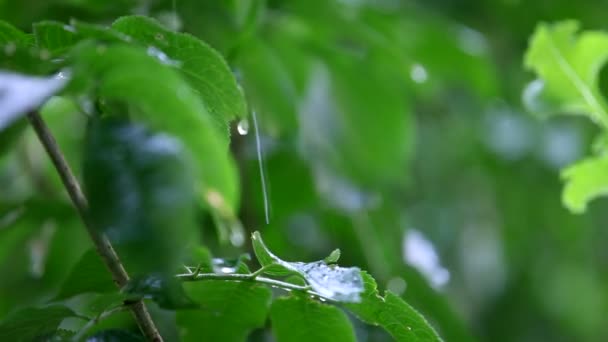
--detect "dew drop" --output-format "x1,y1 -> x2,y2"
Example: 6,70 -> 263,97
410,63 -> 428,84
229,228 -> 245,247
237,119 -> 249,135
63,25 -> 76,33
155,33 -> 165,41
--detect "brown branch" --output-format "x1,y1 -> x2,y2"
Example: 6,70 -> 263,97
26,111 -> 163,342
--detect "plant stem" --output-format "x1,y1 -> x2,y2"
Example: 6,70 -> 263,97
72,305 -> 127,341
177,271 -> 316,293
26,111 -> 163,342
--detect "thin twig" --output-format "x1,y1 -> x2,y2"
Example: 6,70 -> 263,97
26,111 -> 163,342
175,271 -> 334,299
72,305 -> 127,341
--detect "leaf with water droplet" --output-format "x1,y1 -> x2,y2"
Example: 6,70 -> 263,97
71,42 -> 240,213
237,118 -> 249,135
251,231 -> 364,302
111,15 -> 248,141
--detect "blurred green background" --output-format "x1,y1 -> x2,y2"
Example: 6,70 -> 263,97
1,0 -> 607,341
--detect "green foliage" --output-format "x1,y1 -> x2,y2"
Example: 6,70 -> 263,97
177,281 -> 272,342
561,155 -> 608,213
346,272 -> 442,342
123,274 -> 197,309
33,21 -> 76,56
0,305 -> 78,341
111,16 -> 248,137
83,118 -> 197,275
55,249 -> 115,299
71,42 -> 240,213
252,231 -> 364,302
6,1 -> 608,342
85,329 -> 144,341
524,21 -> 608,128
270,296 -> 356,342
524,21 -> 608,213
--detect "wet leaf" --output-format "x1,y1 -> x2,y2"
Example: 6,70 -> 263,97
345,272 -> 442,342
0,305 -> 78,341
270,296 -> 356,342
112,15 -> 248,139
177,281 -> 272,342
252,231 -> 364,302
71,42 -> 240,213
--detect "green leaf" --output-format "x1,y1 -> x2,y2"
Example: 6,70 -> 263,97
177,281 -> 272,342
83,118 -> 198,275
33,21 -> 76,56
270,296 -> 356,342
123,274 -> 198,309
345,272 -> 442,342
561,155 -> 608,213
524,21 -> 608,128
111,15 -> 248,138
323,249 -> 341,264
85,329 -> 144,341
0,20 -> 31,45
55,249 -> 116,299
0,305 -> 78,341
0,72 -> 68,131
37,328 -> 75,341
69,20 -> 130,43
251,231 -> 363,302
71,42 -> 240,215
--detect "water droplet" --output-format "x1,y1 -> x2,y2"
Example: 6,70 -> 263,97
55,70 -> 71,80
229,228 -> 245,247
63,25 -> 76,33
220,267 -> 236,273
146,46 -> 181,67
407,326 -> 412,331
155,33 -> 165,41
237,119 -> 249,135
410,63 -> 428,84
